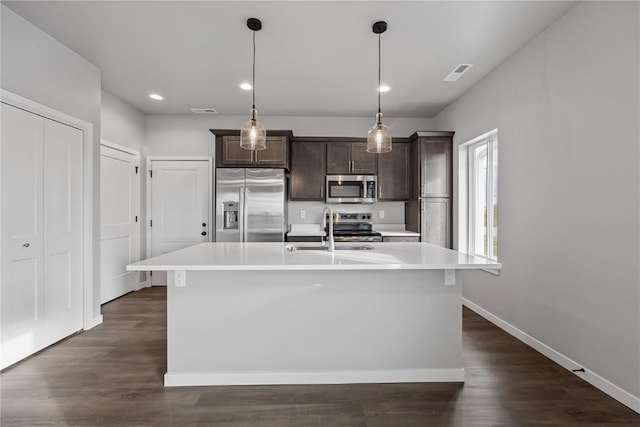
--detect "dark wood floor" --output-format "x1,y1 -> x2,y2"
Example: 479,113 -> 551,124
1,287 -> 639,426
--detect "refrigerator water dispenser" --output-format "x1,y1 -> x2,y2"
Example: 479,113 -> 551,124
223,202 -> 238,229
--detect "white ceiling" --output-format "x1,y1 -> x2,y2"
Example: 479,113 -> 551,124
4,1 -> 577,118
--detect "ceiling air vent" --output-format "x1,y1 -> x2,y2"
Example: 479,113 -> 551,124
191,108 -> 218,114
443,64 -> 473,82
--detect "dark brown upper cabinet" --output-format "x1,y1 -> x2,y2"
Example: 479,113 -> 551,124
211,130 -> 293,169
417,135 -> 452,198
376,142 -> 411,201
327,142 -> 377,175
289,142 -> 327,201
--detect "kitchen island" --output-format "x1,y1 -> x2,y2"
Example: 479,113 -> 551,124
127,242 -> 501,387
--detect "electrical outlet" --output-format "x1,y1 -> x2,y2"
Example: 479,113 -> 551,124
300,210 -> 306,219
444,269 -> 456,286
379,210 -> 385,219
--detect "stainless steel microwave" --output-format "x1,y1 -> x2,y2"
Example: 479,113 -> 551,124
325,175 -> 377,203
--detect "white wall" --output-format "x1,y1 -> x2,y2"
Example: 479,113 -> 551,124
101,90 -> 145,152
435,1 -> 640,405
1,5 -> 103,324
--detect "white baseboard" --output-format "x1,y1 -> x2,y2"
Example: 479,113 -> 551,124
463,298 -> 640,414
164,368 -> 465,387
84,314 -> 103,330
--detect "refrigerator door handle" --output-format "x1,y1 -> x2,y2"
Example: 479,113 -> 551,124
242,187 -> 249,242
239,187 -> 245,242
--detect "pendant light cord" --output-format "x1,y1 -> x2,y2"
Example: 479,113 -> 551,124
252,30 -> 256,110
377,33 -> 381,115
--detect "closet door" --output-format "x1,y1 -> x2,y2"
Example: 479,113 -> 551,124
0,103 -> 83,369
1,103 -> 45,367
43,119 -> 83,342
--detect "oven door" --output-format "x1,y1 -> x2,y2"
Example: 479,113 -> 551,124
325,175 -> 376,203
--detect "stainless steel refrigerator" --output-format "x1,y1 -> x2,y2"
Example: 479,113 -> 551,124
215,168 -> 286,242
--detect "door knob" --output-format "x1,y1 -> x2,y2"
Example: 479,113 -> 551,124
202,222 -> 206,227
201,231 -> 207,236
23,242 -> 30,248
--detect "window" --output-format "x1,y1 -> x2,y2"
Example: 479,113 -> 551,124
459,129 -> 498,261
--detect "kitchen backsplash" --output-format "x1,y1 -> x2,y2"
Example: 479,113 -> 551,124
288,201 -> 405,226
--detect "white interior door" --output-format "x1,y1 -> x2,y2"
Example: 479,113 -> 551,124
100,144 -> 140,303
1,103 -> 45,367
42,119 -> 83,343
1,103 -> 83,368
149,160 -> 210,285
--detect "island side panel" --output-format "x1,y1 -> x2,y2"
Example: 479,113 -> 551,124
166,269 -> 463,386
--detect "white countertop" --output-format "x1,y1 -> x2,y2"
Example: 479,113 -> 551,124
127,242 -> 501,271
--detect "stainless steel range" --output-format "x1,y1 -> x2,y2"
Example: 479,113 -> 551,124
323,212 -> 382,242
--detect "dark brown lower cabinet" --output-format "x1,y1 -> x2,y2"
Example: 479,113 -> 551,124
406,197 -> 451,248
421,198 -> 451,248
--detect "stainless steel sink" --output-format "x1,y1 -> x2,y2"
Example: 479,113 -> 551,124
285,244 -> 374,252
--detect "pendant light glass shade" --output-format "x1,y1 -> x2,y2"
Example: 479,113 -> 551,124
367,113 -> 392,153
240,109 -> 266,150
241,18 -> 266,151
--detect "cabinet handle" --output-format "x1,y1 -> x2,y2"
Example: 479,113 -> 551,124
23,242 -> 30,248
378,185 -> 382,199
201,231 -> 207,236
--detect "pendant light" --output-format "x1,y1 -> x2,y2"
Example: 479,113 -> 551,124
367,21 -> 392,154
240,18 -> 266,150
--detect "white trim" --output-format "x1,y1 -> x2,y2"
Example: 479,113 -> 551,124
1,89 -> 100,331
100,139 -> 140,157
145,156 -> 213,282
164,368 -> 465,387
463,298 -> 640,414
84,314 -> 103,330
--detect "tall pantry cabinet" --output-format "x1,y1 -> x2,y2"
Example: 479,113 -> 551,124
405,131 -> 454,248
1,102 -> 84,369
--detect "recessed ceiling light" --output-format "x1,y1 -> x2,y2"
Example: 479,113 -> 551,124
239,83 -> 252,91
149,93 -> 164,100
378,85 -> 391,93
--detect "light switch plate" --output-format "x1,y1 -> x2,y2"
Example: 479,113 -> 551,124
300,210 -> 306,219
379,210 -> 385,219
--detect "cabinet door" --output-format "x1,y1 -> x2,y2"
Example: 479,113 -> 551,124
220,136 -> 254,166
421,198 -> 451,248
255,136 -> 289,167
351,143 -> 377,175
290,142 -> 326,201
326,143 -> 351,174
377,143 -> 410,200
420,137 -> 452,197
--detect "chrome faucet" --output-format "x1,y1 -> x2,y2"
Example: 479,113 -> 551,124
322,205 -> 335,252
